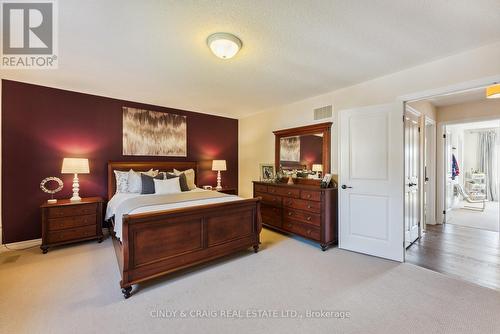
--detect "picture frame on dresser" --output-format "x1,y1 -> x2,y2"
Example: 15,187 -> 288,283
259,163 -> 275,182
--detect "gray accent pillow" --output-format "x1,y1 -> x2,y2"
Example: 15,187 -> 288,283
166,172 -> 189,192
141,173 -> 165,194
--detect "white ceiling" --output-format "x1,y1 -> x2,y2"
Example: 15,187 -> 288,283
3,0 -> 500,118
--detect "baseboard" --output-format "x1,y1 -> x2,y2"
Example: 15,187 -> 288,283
0,238 -> 42,253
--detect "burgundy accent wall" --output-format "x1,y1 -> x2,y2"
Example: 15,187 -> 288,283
2,80 -> 238,243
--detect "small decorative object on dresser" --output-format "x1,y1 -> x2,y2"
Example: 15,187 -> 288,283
259,163 -> 275,182
40,177 -> 64,204
312,164 -> 323,178
61,158 -> 90,202
212,160 -> 227,191
40,197 -> 104,253
253,181 -> 338,251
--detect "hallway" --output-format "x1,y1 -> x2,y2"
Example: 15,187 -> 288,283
406,224 -> 500,291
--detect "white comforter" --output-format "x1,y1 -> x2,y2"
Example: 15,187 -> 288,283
105,188 -> 241,240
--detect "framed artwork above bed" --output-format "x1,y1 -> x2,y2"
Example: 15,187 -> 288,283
122,107 -> 187,157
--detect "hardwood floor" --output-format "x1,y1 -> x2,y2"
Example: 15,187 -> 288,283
406,224 -> 500,291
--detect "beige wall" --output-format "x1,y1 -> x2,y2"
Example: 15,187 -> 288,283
408,101 -> 437,121
437,99 -> 500,123
239,42 -> 500,198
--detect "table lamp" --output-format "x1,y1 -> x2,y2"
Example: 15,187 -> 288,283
61,158 -> 89,202
312,164 -> 323,178
212,160 -> 227,191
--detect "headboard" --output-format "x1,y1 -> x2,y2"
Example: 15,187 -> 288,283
107,161 -> 198,200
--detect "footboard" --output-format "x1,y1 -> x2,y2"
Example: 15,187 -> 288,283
117,198 -> 261,298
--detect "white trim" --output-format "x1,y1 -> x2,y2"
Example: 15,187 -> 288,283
0,238 -> 41,253
399,75 -> 500,103
406,105 -> 422,117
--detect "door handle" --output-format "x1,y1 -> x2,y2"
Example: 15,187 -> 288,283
408,182 -> 416,187
341,185 -> 352,189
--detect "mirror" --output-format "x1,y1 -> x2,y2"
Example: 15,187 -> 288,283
274,122 -> 332,180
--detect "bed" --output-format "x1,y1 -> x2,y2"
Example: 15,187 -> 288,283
106,161 -> 262,298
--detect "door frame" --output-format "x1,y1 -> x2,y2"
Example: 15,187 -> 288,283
424,117 -> 436,227
437,115 -> 500,224
404,105 -> 422,246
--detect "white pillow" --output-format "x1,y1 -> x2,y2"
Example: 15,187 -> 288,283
127,169 -> 158,193
173,168 -> 196,190
114,170 -> 130,193
154,178 -> 181,195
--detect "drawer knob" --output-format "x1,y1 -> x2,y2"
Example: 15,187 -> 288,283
307,205 -> 312,209
287,191 -> 291,195
287,224 -> 292,228
288,212 -> 292,216
307,194 -> 311,198
307,216 -> 311,221
307,230 -> 311,235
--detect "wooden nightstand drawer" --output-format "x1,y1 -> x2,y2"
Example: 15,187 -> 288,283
47,225 -> 97,244
48,214 -> 96,231
47,203 -> 97,218
41,197 -> 104,253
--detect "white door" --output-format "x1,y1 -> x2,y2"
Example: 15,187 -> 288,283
404,111 -> 420,247
339,103 -> 404,262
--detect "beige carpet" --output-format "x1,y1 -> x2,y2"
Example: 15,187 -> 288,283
449,201 -> 500,232
1,229 -> 499,334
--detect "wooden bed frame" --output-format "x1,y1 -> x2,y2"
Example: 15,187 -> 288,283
107,161 -> 261,298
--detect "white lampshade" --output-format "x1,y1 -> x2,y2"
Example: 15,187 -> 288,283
207,33 -> 242,59
212,160 -> 227,171
61,158 -> 90,174
312,164 -> 323,172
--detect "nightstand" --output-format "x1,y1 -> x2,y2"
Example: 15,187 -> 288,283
40,197 -> 104,253
214,187 -> 237,195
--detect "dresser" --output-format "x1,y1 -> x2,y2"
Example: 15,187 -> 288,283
253,181 -> 337,250
40,197 -> 104,253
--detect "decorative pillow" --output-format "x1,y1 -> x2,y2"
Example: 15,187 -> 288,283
114,170 -> 130,193
141,173 -> 164,194
173,168 -> 196,190
154,177 -> 181,195
128,169 -> 159,193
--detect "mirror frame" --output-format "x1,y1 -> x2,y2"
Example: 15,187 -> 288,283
273,122 -> 332,176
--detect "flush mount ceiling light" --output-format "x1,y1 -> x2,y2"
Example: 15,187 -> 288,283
486,84 -> 500,99
207,32 -> 242,59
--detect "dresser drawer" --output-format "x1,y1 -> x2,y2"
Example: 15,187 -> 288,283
300,190 -> 321,202
275,187 -> 300,198
261,205 -> 282,227
48,214 -> 96,231
47,203 -> 98,218
283,198 -> 321,213
254,184 -> 268,193
283,219 -> 320,241
47,225 -> 97,244
255,192 -> 282,207
267,186 -> 279,195
283,209 -> 320,227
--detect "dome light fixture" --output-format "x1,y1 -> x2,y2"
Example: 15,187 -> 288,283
207,32 -> 242,60
486,84 -> 500,99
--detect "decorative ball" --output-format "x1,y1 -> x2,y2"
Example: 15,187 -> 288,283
40,177 -> 64,194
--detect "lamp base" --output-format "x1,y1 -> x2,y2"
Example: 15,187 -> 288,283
70,196 -> 82,202
215,186 -> 222,191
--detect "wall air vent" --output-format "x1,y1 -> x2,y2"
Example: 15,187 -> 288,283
314,105 -> 332,120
